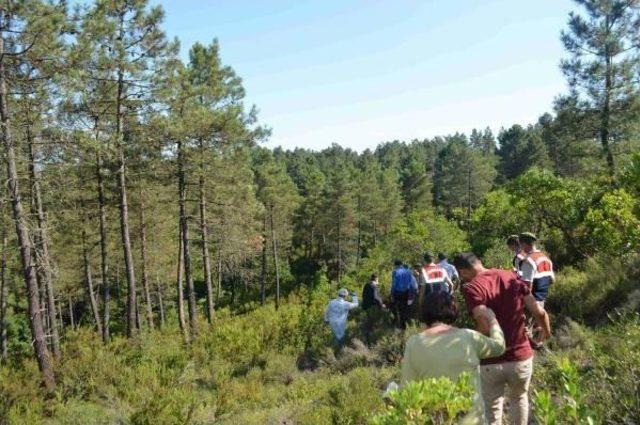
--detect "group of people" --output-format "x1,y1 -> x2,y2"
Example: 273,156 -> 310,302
324,232 -> 555,425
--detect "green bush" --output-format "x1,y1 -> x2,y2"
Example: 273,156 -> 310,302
371,373 -> 474,425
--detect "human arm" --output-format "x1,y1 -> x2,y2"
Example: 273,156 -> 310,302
346,293 -> 359,310
463,283 -> 492,336
520,260 -> 535,283
469,309 -> 505,359
524,294 -> 551,341
470,305 -> 493,336
444,275 -> 453,293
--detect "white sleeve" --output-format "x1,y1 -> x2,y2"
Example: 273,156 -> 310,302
520,260 -> 535,282
346,296 -> 359,310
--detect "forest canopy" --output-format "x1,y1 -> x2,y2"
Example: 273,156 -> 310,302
0,0 -> 640,423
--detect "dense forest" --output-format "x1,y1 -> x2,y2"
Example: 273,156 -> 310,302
1,0 -> 640,423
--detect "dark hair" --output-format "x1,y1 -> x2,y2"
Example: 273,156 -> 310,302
394,259 -> 403,267
437,252 -> 447,261
452,252 -> 480,271
423,252 -> 433,263
506,235 -> 519,246
421,291 -> 458,325
370,273 -> 378,281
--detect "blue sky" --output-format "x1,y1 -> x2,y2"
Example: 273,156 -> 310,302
154,0 -> 575,151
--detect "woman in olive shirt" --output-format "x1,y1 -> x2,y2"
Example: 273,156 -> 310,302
401,291 -> 505,425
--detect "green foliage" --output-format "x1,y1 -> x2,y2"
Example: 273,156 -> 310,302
546,255 -> 639,323
534,358 -> 595,424
371,373 -> 474,425
497,124 -> 550,181
352,210 -> 468,291
584,189 -> 640,256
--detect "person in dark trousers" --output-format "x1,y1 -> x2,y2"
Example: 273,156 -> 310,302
390,260 -> 417,329
362,273 -> 385,344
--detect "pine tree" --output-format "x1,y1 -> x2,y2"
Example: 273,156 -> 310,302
77,0 -> 175,337
0,0 -> 64,389
253,149 -> 300,307
497,124 -> 550,180
561,0 -> 640,175
433,134 -> 497,223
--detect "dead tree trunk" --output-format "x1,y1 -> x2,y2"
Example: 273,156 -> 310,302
82,227 -> 102,336
270,206 -> 280,310
26,126 -> 60,360
138,200 -> 154,329
0,24 -> 55,388
176,227 -> 188,342
177,139 -> 198,336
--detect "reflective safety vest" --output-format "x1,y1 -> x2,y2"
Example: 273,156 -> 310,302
421,263 -> 447,286
523,250 -> 555,281
512,250 -> 526,271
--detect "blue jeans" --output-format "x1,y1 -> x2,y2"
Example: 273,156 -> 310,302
532,277 -> 551,301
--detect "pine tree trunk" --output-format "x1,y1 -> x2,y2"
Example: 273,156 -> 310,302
270,206 -> 280,310
198,155 -> 214,324
95,147 -> 110,343
177,139 -> 198,336
260,214 -> 267,305
602,40 -> 615,176
216,245 -> 222,301
26,127 -> 60,360
115,12 -> 137,338
135,295 -> 141,331
0,217 -> 8,361
116,120 -> 137,337
138,201 -> 154,329
176,227 -> 188,342
82,227 -> 102,336
0,25 -> 55,389
156,276 -> 165,328
68,297 -> 74,330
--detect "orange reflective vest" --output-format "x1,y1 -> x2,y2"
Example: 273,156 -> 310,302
522,250 -> 555,281
421,263 -> 447,285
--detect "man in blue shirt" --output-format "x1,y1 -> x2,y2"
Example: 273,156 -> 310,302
390,260 -> 417,329
438,253 -> 459,289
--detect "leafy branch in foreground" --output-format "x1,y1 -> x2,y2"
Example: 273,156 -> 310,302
371,373 -> 474,425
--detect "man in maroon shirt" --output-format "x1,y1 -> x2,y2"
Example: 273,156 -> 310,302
453,252 -> 551,425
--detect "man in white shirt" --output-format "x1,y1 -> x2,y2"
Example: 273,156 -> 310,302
324,288 -> 358,353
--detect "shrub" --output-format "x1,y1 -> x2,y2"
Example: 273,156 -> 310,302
371,373 -> 474,425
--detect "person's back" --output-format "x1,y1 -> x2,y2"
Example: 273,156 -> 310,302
392,266 -> 414,293
324,289 -> 359,351
463,268 -> 531,364
362,278 -> 383,310
455,252 -> 551,425
403,328 -> 501,379
402,291 -> 505,425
